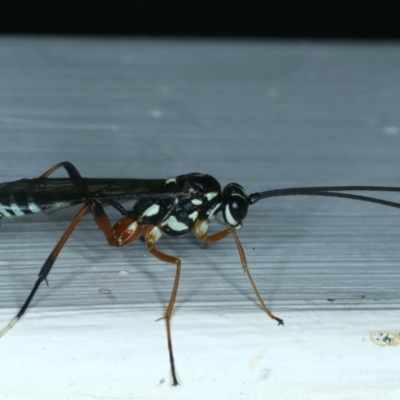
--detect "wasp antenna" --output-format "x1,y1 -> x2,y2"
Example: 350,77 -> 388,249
248,186 -> 400,210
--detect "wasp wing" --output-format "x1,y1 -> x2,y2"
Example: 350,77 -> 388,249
0,177 -> 182,217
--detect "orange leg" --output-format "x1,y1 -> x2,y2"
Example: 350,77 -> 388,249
144,225 -> 181,386
0,200 -> 144,340
193,219 -> 284,326
38,161 -> 82,180
89,201 -> 141,247
0,201 -> 94,338
26,161 -> 83,194
34,164 -> 142,248
34,163 -> 141,247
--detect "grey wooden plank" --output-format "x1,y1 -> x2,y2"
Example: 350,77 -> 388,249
0,37 -> 399,310
0,37 -> 400,398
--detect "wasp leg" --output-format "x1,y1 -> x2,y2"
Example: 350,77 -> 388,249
144,225 -> 181,386
89,200 -> 141,247
27,161 -> 84,193
0,201 -> 94,339
38,161 -> 83,180
92,208 -> 179,383
105,200 -> 129,216
193,219 -> 284,326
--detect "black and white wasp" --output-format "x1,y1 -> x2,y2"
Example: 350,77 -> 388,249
1,161 -> 400,385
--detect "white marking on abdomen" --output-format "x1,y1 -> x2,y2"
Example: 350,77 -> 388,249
27,198 -> 41,213
10,195 -> 24,216
0,203 -> 12,217
161,215 -> 188,231
55,202 -> 71,208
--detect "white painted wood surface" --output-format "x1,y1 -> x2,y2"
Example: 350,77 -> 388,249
0,38 -> 400,399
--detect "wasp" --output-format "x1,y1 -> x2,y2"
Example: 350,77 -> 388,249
1,161 -> 400,385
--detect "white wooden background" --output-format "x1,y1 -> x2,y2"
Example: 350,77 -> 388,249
0,38 -> 400,399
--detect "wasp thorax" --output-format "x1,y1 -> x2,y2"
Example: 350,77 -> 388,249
222,183 -> 248,229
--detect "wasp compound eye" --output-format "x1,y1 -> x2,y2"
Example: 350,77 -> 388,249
222,183 -> 249,228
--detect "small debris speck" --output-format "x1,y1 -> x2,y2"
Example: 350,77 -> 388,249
383,126 -> 399,135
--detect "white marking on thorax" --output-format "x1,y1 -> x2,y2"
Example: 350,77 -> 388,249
10,195 -> 24,216
161,215 -> 188,231
165,177 -> 177,184
191,198 -> 202,205
0,203 -> 11,217
142,203 -> 160,217
205,191 -> 218,201
188,211 -> 198,221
